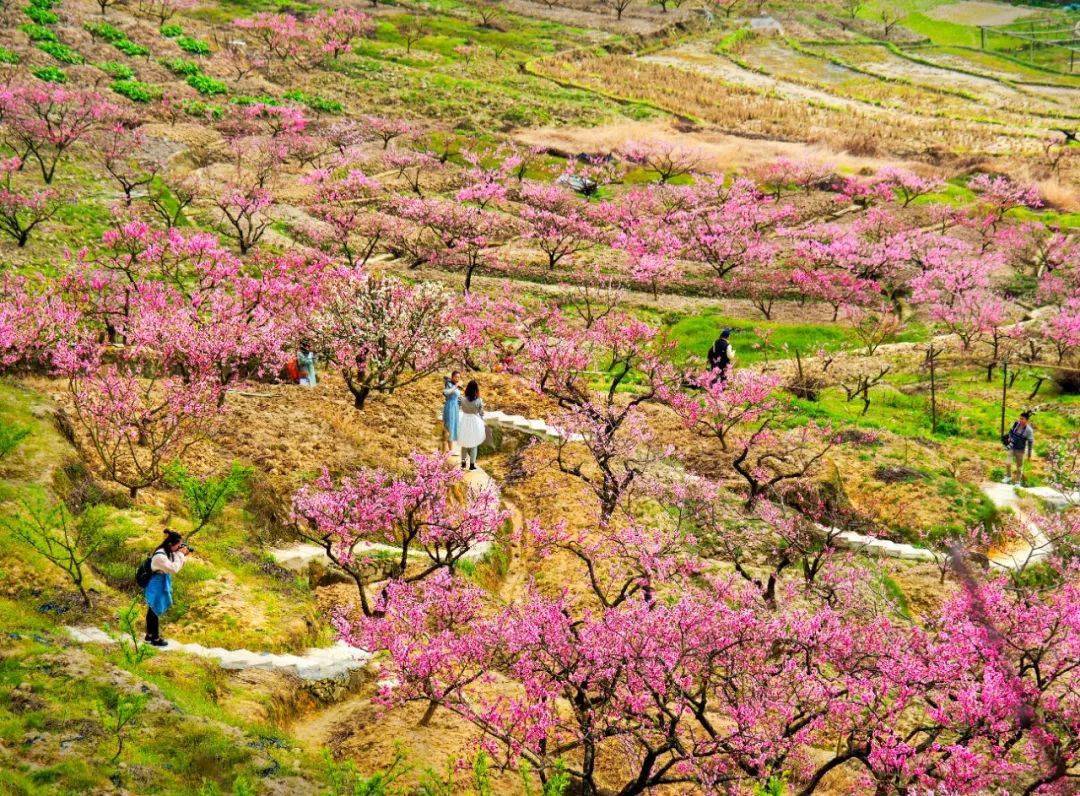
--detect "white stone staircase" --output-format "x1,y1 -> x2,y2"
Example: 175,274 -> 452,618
65,626 -> 372,681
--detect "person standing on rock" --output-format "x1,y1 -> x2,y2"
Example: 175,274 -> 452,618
457,380 -> 486,471
143,530 -> 189,648
1003,411 -> 1035,486
441,370 -> 462,454
707,328 -> 735,382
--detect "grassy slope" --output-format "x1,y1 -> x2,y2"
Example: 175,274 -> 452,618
0,379 -> 337,794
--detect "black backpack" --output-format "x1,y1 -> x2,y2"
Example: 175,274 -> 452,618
135,554 -> 156,588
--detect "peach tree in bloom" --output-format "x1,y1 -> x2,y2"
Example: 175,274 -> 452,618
340,509 -> 1080,794
292,452 -> 506,617
521,288 -> 681,523
309,272 -> 461,409
0,85 -> 119,184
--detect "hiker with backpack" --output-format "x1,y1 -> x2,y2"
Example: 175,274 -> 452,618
707,329 -> 735,382
137,530 -> 190,647
1002,411 -> 1035,486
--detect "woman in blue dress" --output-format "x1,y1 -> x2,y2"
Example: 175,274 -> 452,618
441,371 -> 461,453
144,530 -> 189,647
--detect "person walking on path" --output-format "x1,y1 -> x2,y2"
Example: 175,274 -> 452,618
457,380 -> 486,471
441,371 -> 461,454
707,329 -> 735,382
297,342 -> 317,387
1003,411 -> 1035,486
144,530 -> 189,647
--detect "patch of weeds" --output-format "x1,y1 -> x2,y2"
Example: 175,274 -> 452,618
113,38 -> 150,57
111,79 -> 160,103
0,419 -> 31,460
230,94 -> 280,106
282,90 -> 341,113
187,73 -> 227,96
160,56 -> 202,76
85,22 -> 151,56
23,4 -> 58,25
97,60 -> 135,79
32,65 -> 67,83
181,98 -> 224,119
84,20 -> 126,42
175,35 -> 211,55
0,47 -> 19,64
159,22 -> 183,38
873,464 -> 922,484
21,22 -> 59,42
37,41 -> 84,64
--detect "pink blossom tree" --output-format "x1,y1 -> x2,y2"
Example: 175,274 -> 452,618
96,124 -> 159,207
0,86 -> 118,184
232,12 -> 311,67
0,157 -> 58,247
620,139 -> 702,184
969,173 -> 1042,229
341,529 -> 1080,794
292,451 -> 505,616
522,295 -> 680,522
670,369 -> 783,451
363,115 -> 417,149
669,177 -> 789,287
752,157 -> 833,199
873,166 -> 943,207
62,353 -> 221,499
382,148 -> 442,197
309,273 -> 460,409
140,0 -> 196,25
391,196 -> 517,292
310,7 -> 374,62
515,180 -> 599,270
911,254 -> 1007,350
300,167 -> 386,267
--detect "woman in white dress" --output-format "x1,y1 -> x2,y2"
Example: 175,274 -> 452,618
457,380 -> 486,471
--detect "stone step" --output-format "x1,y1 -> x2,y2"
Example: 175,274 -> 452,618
64,626 -> 372,681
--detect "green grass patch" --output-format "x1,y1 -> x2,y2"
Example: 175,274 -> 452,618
181,98 -> 224,119
230,94 -> 280,106
160,22 -> 183,38
175,35 -> 211,55
85,21 -> 151,56
37,40 -> 84,64
23,4 -> 58,24
186,73 -> 228,96
160,55 -> 202,76
31,64 -> 66,83
665,311 -> 926,365
97,60 -> 135,79
282,89 -> 342,114
113,38 -> 150,57
21,22 -> 58,42
110,78 -> 161,103
0,47 -> 21,65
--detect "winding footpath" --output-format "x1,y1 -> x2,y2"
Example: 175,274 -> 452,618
64,411 -> 550,682
65,626 -> 371,681
65,412 -> 1075,680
